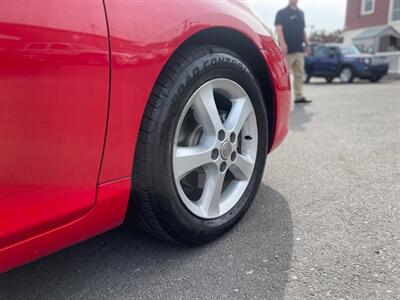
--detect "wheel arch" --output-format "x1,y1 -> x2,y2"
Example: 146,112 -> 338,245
178,27 -> 276,151
341,64 -> 355,72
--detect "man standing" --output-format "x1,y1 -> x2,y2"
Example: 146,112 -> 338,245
275,0 -> 312,104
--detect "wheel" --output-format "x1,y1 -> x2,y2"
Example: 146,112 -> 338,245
339,67 -> 354,83
325,76 -> 334,83
130,45 -> 268,245
369,76 -> 382,83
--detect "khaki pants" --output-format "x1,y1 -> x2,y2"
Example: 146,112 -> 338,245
286,53 -> 304,100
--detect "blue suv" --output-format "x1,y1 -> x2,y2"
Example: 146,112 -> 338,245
305,44 -> 389,83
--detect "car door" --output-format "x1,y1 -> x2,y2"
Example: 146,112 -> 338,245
0,1 -> 109,248
312,45 -> 339,76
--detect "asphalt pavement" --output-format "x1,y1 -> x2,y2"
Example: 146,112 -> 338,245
1,78 -> 399,300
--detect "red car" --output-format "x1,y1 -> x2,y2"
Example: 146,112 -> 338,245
0,0 -> 290,273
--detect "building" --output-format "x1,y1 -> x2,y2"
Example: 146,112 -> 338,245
343,0 -> 400,53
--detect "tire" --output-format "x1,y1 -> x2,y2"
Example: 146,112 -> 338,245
325,76 -> 334,83
340,67 -> 354,83
130,45 -> 268,245
369,76 -> 382,83
304,74 -> 311,83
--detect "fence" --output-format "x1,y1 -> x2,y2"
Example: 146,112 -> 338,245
376,51 -> 400,74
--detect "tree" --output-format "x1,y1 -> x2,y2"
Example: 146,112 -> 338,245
309,29 -> 344,44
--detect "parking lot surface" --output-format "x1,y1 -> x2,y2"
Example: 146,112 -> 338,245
0,79 -> 399,299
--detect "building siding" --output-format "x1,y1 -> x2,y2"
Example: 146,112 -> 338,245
345,0 -> 391,31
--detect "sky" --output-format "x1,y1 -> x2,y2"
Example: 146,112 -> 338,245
248,0 -> 347,32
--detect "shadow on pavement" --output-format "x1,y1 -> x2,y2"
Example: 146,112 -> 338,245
0,184 -> 293,299
290,104 -> 314,132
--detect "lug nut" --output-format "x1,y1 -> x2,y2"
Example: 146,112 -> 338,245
218,130 -> 225,141
211,149 -> 219,160
219,162 -> 227,172
230,132 -> 236,143
231,151 -> 237,162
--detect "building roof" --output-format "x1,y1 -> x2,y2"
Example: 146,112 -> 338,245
353,26 -> 400,41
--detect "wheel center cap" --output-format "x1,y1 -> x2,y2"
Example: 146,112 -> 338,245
220,141 -> 232,160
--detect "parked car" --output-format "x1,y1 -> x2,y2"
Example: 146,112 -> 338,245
305,44 -> 389,83
0,0 -> 290,273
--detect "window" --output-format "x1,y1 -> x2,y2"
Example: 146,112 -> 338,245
313,46 -> 333,58
340,45 -> 361,56
361,0 -> 375,15
392,0 -> 400,21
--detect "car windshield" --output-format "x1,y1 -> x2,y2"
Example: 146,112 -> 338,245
340,45 -> 361,56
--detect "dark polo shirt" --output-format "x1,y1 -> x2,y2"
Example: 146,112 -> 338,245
275,6 -> 306,54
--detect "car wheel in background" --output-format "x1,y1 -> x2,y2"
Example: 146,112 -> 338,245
129,45 -> 268,245
340,67 -> 354,83
369,76 -> 382,83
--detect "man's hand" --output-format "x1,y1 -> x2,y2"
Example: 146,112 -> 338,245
304,46 -> 310,55
275,25 -> 288,55
280,43 -> 288,55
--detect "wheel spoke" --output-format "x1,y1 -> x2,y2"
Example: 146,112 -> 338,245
174,146 -> 212,179
230,154 -> 254,181
199,167 -> 225,217
224,98 -> 253,134
192,83 -> 222,135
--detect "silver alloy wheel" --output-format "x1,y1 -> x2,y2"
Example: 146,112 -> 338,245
173,78 -> 258,219
340,68 -> 352,82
